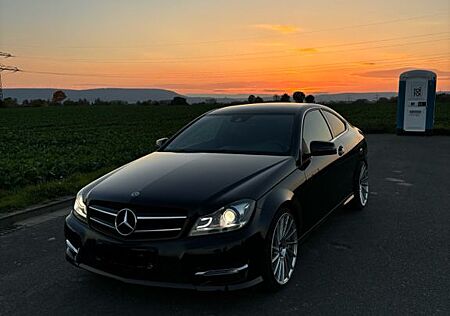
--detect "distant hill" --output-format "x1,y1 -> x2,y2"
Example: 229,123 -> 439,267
3,88 -> 182,103
5,88 -> 448,104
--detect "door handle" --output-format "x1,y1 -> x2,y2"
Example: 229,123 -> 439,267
338,145 -> 345,156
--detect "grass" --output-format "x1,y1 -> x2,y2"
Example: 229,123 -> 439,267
328,102 -> 450,134
0,102 -> 448,213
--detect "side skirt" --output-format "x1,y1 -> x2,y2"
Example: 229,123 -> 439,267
297,193 -> 354,243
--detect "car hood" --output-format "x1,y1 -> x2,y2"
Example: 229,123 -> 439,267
86,152 -> 296,214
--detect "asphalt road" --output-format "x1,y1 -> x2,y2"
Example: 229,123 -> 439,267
1,134 -> 449,316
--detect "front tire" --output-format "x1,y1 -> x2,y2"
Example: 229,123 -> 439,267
261,208 -> 299,291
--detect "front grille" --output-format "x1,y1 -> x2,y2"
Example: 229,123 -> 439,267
88,202 -> 187,240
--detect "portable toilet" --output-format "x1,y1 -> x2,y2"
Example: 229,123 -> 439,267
396,70 -> 437,135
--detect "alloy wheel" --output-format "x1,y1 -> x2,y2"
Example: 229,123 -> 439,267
359,163 -> 369,206
271,212 -> 298,285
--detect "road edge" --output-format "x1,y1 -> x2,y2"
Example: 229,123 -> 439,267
0,196 -> 74,228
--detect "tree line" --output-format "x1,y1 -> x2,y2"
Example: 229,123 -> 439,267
1,91 -> 449,108
247,91 -> 315,104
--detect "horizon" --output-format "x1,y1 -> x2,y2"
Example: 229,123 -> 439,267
1,0 -> 449,94
4,87 -> 450,96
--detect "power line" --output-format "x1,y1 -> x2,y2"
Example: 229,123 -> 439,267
6,12 -> 447,49
18,31 -> 449,64
23,70 -> 134,78
20,53 -> 448,80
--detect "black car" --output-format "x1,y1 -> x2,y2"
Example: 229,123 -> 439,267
65,102 -> 368,291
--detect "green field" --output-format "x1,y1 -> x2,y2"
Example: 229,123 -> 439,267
0,102 -> 449,213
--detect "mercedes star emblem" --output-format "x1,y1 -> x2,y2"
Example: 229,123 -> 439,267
115,208 -> 137,236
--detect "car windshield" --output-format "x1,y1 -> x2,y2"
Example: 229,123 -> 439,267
163,113 -> 295,155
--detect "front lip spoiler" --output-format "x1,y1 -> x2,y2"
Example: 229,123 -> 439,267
76,263 -> 263,291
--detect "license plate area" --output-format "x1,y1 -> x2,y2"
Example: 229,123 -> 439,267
92,243 -> 158,271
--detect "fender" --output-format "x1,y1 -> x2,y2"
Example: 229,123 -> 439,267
254,170 -> 306,239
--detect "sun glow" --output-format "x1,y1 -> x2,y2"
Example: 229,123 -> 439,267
1,0 -> 449,95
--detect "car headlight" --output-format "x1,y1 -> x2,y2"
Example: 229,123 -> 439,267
73,191 -> 87,220
190,199 -> 256,236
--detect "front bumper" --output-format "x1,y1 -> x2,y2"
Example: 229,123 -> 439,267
64,212 -> 264,291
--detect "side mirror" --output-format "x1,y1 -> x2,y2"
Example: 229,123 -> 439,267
155,137 -> 169,148
310,141 -> 337,156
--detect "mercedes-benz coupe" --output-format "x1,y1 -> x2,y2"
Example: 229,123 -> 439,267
65,103 -> 368,291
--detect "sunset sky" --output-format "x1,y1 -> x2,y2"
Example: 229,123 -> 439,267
0,0 -> 449,95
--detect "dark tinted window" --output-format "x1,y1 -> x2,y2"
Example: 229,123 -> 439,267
323,111 -> 346,137
302,110 -> 332,149
164,114 -> 295,155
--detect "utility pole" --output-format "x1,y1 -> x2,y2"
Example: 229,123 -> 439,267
0,52 -> 19,101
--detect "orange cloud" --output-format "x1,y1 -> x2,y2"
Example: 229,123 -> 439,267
297,47 -> 318,53
251,24 -> 300,34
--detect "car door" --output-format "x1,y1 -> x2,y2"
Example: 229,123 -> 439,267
299,109 -> 339,227
321,110 -> 358,201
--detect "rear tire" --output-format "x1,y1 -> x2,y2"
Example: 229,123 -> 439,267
261,208 -> 299,291
350,161 -> 369,210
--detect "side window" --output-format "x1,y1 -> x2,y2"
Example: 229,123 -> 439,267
323,111 -> 346,137
302,110 -> 333,151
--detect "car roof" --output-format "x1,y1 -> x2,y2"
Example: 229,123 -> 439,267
208,102 -> 327,115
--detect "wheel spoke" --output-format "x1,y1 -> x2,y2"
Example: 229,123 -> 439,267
274,258 -> 281,275
279,258 -> 285,281
283,258 -> 289,281
277,220 -> 283,243
283,218 -> 293,238
272,253 -> 280,264
276,258 -> 282,281
279,217 -> 285,239
285,226 -> 297,240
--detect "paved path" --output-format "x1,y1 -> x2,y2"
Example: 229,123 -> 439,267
1,135 -> 449,315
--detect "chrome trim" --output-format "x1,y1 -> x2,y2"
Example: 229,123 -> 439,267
115,208 -> 137,236
195,264 -> 249,276
343,194 -> 354,205
90,217 -> 116,229
66,239 -> 79,254
137,216 -> 187,220
134,228 -> 182,233
90,206 -> 117,217
89,206 -> 186,220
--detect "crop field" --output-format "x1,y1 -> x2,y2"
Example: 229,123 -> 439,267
0,102 -> 449,212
